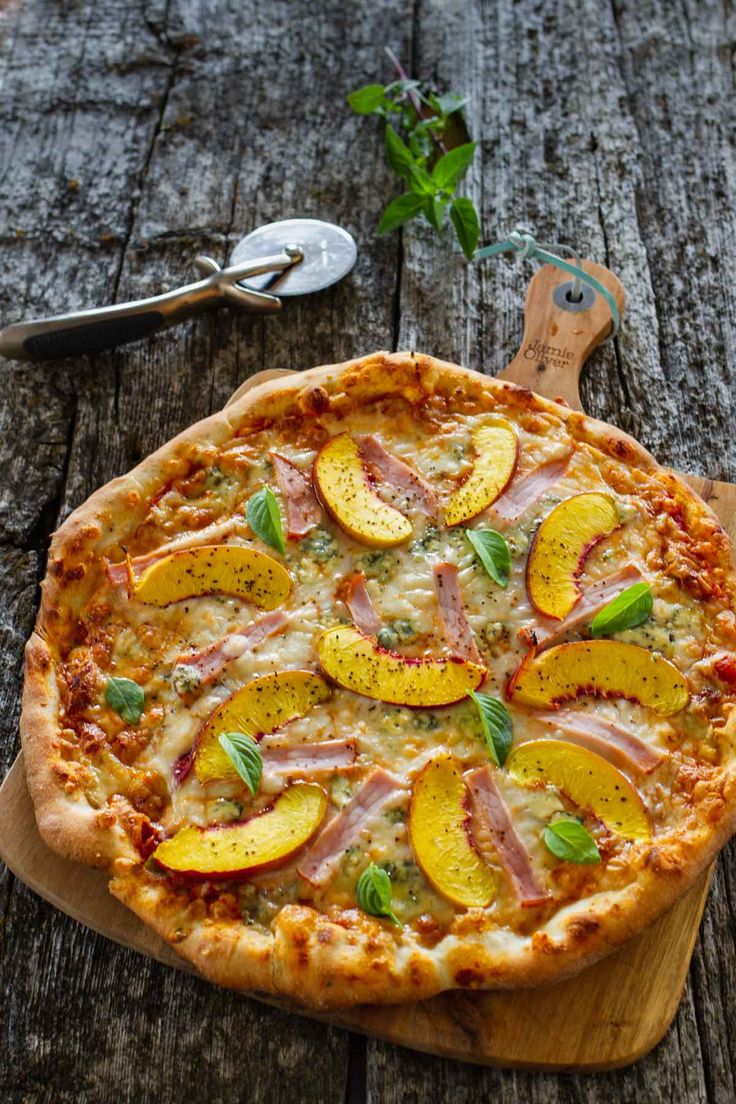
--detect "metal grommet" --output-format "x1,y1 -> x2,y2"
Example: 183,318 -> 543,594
553,280 -> 596,313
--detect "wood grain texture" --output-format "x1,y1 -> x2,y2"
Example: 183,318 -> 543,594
1,0 -> 735,1101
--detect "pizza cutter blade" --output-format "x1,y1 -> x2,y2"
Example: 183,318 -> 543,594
0,218 -> 358,362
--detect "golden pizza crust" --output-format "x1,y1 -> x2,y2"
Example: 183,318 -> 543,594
21,350 -> 736,1008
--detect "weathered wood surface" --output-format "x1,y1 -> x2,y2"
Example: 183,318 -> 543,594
0,0 -> 735,1100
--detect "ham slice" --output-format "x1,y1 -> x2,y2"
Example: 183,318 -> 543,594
492,455 -> 571,523
343,572 -> 380,635
356,435 -> 437,517
106,551 -> 159,588
466,766 -> 550,908
270,451 -> 321,537
534,711 -> 665,774
172,611 -> 287,695
263,738 -> 357,775
433,563 -> 482,664
298,768 -> 403,885
524,565 -> 644,649
105,517 -> 244,587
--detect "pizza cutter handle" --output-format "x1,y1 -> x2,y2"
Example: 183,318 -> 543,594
0,250 -> 298,362
499,259 -> 626,412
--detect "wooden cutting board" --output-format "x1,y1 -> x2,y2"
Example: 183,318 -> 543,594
2,261 -> 733,1070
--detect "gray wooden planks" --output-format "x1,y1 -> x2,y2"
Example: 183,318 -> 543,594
1,0 -> 735,1101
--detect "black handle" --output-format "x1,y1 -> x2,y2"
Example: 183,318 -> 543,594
21,311 -> 165,360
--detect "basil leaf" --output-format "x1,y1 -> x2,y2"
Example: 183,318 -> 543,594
423,194 -> 446,231
378,191 -> 425,234
104,677 -> 144,724
346,83 -> 387,115
590,582 -> 653,638
356,862 -> 400,926
246,487 -> 285,554
384,125 -> 417,182
432,141 -> 477,190
468,690 -> 513,767
218,733 -> 263,795
449,196 -> 479,259
466,528 -> 510,588
543,817 -> 601,864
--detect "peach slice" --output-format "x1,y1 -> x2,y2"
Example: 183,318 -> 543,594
316,624 -> 486,706
153,783 -> 327,879
133,545 -> 291,608
194,671 -> 331,784
408,755 -> 496,907
506,739 -> 650,841
445,420 -> 518,526
313,434 -> 412,547
508,640 -> 689,716
526,492 -> 619,619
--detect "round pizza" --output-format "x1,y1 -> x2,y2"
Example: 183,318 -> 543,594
21,351 -> 736,1009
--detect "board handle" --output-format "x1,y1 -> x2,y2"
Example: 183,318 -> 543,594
498,259 -> 625,411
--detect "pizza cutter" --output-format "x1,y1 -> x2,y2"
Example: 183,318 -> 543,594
0,218 -> 357,361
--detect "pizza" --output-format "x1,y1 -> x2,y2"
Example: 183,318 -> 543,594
21,351 -> 736,1010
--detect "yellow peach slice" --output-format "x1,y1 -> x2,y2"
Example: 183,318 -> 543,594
313,434 -> 412,547
506,739 -> 650,841
409,755 -> 497,907
508,640 -> 689,716
316,624 -> 486,706
526,493 -> 619,618
194,671 -> 331,783
445,420 -> 518,526
153,783 -> 327,879
133,545 -> 291,608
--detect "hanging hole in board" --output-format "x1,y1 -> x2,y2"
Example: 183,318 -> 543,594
553,280 -> 596,313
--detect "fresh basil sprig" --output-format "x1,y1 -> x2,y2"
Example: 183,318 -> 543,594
590,582 -> 653,638
218,732 -> 263,795
468,690 -> 513,767
347,63 -> 479,259
356,863 -> 401,926
246,487 -> 286,554
105,677 -> 144,724
466,528 -> 510,588
543,817 -> 601,864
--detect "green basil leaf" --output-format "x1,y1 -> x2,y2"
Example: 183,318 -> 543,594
543,817 -> 601,864
449,196 -> 479,259
468,690 -> 513,767
356,862 -> 400,926
432,141 -> 477,190
377,192 -> 425,235
246,486 -> 285,553
218,732 -> 263,796
590,582 -> 653,638
466,528 -> 510,588
104,677 -> 144,724
432,91 -> 468,117
384,125 -> 417,181
423,194 -> 446,231
346,84 -> 387,114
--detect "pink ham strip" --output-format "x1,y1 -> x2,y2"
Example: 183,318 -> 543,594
466,766 -> 550,908
534,711 -> 665,774
270,451 -> 322,537
298,768 -> 403,885
263,738 -> 358,775
356,434 -> 438,517
344,572 -> 381,635
105,518 -> 244,586
173,610 -> 287,693
106,551 -> 160,587
492,455 -> 571,523
433,563 -> 483,665
526,565 -> 644,649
